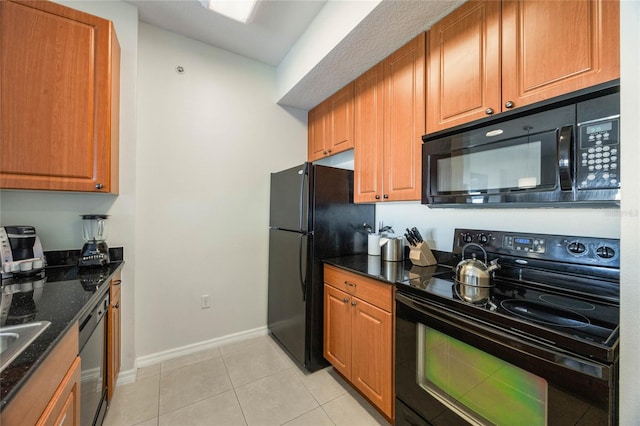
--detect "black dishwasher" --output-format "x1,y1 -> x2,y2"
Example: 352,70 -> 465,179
79,292 -> 109,426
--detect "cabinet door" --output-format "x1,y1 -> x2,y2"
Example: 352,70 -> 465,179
0,0 -> 119,193
323,284 -> 352,378
354,63 -> 385,203
383,33 -> 425,202
501,0 -> 619,109
329,82 -> 354,154
36,357 -> 81,426
308,102 -> 328,162
426,1 -> 501,133
351,297 -> 393,418
108,275 -> 122,401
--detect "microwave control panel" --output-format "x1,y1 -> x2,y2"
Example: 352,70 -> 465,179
576,116 -> 620,190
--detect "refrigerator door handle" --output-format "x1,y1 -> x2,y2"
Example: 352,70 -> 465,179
299,233 -> 307,302
298,163 -> 309,232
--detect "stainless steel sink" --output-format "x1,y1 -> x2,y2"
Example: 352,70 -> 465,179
0,321 -> 51,373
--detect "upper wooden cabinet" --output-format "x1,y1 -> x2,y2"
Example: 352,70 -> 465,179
0,0 -> 120,193
355,33 -> 425,203
307,82 -> 354,162
426,0 -> 620,133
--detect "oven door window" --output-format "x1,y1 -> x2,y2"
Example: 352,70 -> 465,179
417,325 -> 548,425
432,131 -> 558,195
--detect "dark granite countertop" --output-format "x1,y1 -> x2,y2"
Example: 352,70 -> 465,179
323,252 -> 454,284
0,249 -> 124,411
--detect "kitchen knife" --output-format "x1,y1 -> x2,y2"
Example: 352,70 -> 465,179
411,227 -> 424,243
404,231 -> 416,246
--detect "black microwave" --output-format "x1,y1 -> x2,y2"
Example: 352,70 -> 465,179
422,82 -> 620,207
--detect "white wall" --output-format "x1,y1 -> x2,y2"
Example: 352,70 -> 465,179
376,203 -> 620,250
134,23 -> 306,358
619,1 -> 640,423
0,0 -> 139,373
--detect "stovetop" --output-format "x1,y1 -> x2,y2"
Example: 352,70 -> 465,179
396,229 -> 620,363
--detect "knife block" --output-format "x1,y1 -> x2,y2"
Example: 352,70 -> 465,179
409,242 -> 438,267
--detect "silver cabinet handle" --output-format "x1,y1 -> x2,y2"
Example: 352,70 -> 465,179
505,101 -> 515,109
351,301 -> 357,306
343,298 -> 349,303
95,183 -> 103,189
485,108 -> 494,115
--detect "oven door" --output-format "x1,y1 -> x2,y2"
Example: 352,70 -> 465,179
395,292 -> 617,426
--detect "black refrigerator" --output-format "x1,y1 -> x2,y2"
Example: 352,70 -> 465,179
268,163 -> 374,372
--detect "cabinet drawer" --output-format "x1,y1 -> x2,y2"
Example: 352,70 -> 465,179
324,265 -> 392,312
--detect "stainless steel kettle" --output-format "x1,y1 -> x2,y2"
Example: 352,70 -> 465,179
455,243 -> 500,303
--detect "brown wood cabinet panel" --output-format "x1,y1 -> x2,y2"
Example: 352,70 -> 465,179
108,273 -> 122,401
36,357 -> 81,426
0,325 -> 79,426
329,82 -> 354,154
351,299 -> 392,418
354,63 -> 385,203
383,32 -> 425,201
355,34 -> 425,203
426,1 -> 501,132
501,0 -> 620,108
0,0 -> 120,192
308,102 -> 328,162
324,265 -> 392,312
323,264 -> 394,419
307,83 -> 354,162
323,284 -> 351,377
427,0 -> 619,133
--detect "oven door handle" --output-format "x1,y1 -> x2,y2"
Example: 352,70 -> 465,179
396,292 -> 611,381
558,125 -> 574,191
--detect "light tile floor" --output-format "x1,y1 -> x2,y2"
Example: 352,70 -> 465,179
104,335 -> 391,426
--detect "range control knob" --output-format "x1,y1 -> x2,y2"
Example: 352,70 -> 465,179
477,233 -> 490,245
460,233 -> 473,245
568,241 -> 587,254
596,246 -> 616,259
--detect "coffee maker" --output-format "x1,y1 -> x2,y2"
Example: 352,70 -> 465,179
79,215 -> 110,267
0,226 -> 46,279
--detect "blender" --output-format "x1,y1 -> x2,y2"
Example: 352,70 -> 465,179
79,215 -> 110,267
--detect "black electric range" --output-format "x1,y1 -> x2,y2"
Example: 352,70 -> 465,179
397,228 -> 620,363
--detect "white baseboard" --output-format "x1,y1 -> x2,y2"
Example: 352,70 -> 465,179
131,326 -> 269,374
115,367 -> 137,386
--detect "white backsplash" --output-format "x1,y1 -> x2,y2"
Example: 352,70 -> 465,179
375,201 -> 621,251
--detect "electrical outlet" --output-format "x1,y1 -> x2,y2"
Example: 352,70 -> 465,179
201,294 -> 210,309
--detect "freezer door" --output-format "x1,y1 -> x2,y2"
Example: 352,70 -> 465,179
267,228 -> 309,367
269,163 -> 309,232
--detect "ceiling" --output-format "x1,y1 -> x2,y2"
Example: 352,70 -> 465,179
125,0 -> 465,109
126,0 -> 327,67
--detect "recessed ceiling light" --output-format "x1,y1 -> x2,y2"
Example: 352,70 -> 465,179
199,0 -> 258,24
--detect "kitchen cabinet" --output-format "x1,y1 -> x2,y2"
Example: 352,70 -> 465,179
0,326 -> 80,426
354,33 -> 425,202
426,0 -> 620,133
108,273 -> 122,401
323,265 -> 393,419
36,357 -> 81,426
0,0 -> 121,193
308,82 -> 354,162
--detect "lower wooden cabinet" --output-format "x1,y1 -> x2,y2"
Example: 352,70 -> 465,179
323,265 -> 393,419
0,326 -> 79,426
36,357 -> 81,426
108,273 -> 122,401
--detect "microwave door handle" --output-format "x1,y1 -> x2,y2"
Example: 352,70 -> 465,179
558,125 -> 574,191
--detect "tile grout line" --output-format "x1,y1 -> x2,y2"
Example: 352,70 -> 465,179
219,350 -> 250,426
